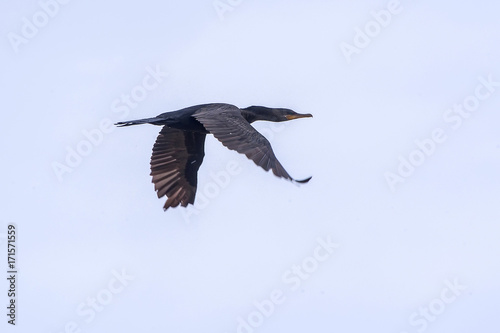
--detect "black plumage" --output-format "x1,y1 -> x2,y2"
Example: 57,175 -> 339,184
116,103 -> 312,210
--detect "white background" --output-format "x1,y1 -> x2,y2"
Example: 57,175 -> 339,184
1,1 -> 500,332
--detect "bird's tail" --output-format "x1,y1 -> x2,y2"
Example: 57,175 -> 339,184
115,117 -> 162,127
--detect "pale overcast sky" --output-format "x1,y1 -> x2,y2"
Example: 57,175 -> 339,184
1,1 -> 500,332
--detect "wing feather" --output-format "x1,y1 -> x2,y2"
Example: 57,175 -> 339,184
150,126 -> 206,210
194,106 -> 309,183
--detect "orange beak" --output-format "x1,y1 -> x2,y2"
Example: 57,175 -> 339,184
286,113 -> 313,120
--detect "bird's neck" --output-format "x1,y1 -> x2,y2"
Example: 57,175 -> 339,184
240,106 -> 272,123
240,109 -> 257,123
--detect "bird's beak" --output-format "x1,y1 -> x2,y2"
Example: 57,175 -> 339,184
286,113 -> 313,120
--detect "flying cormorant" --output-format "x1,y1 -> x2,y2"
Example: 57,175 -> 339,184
115,103 -> 312,210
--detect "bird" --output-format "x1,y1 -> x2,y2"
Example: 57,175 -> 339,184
115,103 -> 312,210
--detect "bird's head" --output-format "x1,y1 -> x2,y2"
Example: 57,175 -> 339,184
242,106 -> 313,123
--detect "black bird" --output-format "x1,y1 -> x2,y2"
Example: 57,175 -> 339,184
115,103 -> 312,210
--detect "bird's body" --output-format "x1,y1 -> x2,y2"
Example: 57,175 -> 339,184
116,103 -> 312,210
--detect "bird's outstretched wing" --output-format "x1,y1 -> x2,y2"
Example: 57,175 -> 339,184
150,126 -> 206,210
194,106 -> 310,183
